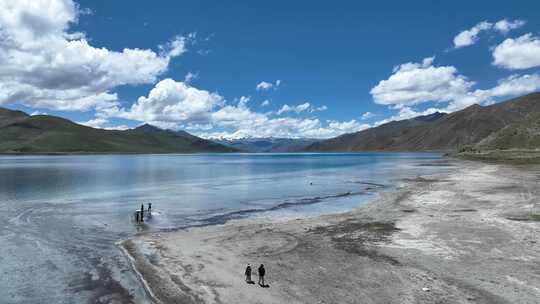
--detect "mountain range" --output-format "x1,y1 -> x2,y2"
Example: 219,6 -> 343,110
1,92 -> 539,155
215,137 -> 319,153
305,92 -> 540,152
0,108 -> 235,153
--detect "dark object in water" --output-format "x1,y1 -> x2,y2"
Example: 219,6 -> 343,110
140,204 -> 144,222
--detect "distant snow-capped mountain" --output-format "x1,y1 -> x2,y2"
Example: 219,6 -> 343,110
214,137 -> 319,152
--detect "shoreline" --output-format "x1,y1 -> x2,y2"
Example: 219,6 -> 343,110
120,160 -> 540,303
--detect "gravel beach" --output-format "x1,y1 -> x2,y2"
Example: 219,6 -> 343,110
121,161 -> 540,304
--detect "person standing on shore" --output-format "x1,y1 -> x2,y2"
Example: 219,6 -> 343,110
140,204 -> 144,222
258,264 -> 266,286
245,264 -> 252,283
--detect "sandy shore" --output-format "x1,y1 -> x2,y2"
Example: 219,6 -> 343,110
121,161 -> 540,304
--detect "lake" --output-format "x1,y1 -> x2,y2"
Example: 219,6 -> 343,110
0,153 -> 451,303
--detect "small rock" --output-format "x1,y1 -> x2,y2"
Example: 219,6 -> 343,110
422,287 -> 431,292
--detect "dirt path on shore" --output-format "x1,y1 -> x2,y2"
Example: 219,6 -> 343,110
121,161 -> 540,304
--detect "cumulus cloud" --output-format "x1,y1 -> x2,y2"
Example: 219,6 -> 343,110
370,57 -> 474,107
99,78 -> 364,139
461,74 -> 540,108
261,100 -> 270,107
256,81 -> 273,91
453,19 -> 525,48
492,34 -> 540,70
277,102 -> 311,115
494,19 -> 526,34
256,80 -> 281,91
109,78 -> 224,129
276,102 -> 327,115
453,21 -> 493,48
371,57 -> 540,122
0,0 -> 187,111
79,117 -> 108,128
200,117 -> 369,140
161,35 -> 187,57
374,107 -> 444,127
78,117 -> 129,130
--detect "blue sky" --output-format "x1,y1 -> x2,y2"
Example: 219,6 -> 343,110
2,0 -> 540,138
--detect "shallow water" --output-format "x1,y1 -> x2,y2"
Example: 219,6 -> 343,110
0,153 -> 452,303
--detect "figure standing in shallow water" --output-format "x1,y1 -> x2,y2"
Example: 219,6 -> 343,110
258,264 -> 266,286
245,264 -> 252,283
140,204 -> 144,221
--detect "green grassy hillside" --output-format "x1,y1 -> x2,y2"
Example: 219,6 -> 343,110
0,109 -> 236,153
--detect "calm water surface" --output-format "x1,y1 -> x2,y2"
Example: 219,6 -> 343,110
0,153 -> 452,303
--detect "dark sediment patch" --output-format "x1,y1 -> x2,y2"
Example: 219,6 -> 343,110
506,214 -> 540,222
161,191 -> 367,232
401,176 -> 443,183
66,256 -> 135,304
349,181 -> 388,188
416,162 -> 454,167
309,221 -> 401,265
401,209 -> 416,213
452,209 -> 477,212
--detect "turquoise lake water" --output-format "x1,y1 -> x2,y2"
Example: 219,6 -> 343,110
0,153 -> 452,303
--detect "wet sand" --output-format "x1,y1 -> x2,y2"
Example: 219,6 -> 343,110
121,161 -> 540,303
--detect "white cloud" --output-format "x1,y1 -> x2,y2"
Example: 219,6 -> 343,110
256,80 -> 281,91
361,112 -> 375,120
256,81 -> 273,91
109,78 -> 224,129
79,117 -> 108,128
78,117 -> 129,130
200,117 -> 369,140
100,78 -> 365,139
327,120 -> 370,134
370,57 -> 474,107
275,102 -> 327,115
463,74 -> 540,108
105,125 -> 130,131
277,102 -> 311,115
453,21 -> 493,48
161,35 -> 187,57
261,100 -> 270,107
494,19 -> 526,34
0,0 -> 186,111
453,19 -> 525,48
30,110 -> 48,116
311,105 -> 328,112
374,107 -> 444,127
492,34 -> 540,70
371,57 -> 540,124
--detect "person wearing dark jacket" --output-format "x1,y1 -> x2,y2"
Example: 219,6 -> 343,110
258,264 -> 266,286
245,264 -> 252,283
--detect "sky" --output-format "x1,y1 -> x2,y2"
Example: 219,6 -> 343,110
1,0 -> 540,139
